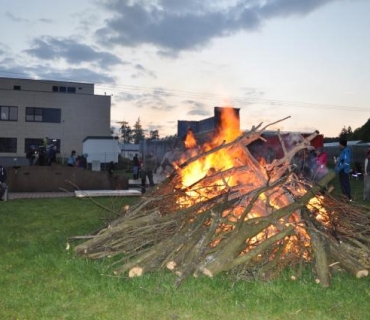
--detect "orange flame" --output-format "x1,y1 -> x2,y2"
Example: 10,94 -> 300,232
184,129 -> 197,149
178,107 -> 242,189
174,107 -> 326,259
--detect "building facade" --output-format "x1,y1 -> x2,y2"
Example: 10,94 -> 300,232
0,77 -> 111,166
177,106 -> 240,140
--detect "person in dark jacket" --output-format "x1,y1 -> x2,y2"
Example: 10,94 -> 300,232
141,153 -> 156,193
0,164 -> 8,201
334,139 -> 352,201
47,145 -> 57,166
133,153 -> 140,180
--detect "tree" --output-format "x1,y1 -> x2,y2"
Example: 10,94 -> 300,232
133,117 -> 145,144
148,130 -> 159,141
117,121 -> 133,144
351,118 -> 370,142
339,126 -> 353,141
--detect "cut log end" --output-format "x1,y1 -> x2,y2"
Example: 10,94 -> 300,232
129,267 -> 143,277
356,270 -> 368,278
202,268 -> 213,278
166,261 -> 177,270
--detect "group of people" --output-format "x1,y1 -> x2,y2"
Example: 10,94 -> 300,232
291,141 -> 353,201
301,140 -> 352,202
133,153 -> 157,193
26,144 -> 58,166
67,150 -> 88,168
295,146 -> 328,182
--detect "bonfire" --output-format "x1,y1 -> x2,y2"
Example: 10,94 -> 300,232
73,111 -> 370,287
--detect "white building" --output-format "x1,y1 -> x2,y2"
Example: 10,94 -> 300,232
83,136 -> 121,164
120,143 -> 140,160
0,77 -> 111,165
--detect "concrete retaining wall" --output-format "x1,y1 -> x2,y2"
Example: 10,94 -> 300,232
5,165 -> 128,192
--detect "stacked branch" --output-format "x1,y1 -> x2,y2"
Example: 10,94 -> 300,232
74,119 -> 370,286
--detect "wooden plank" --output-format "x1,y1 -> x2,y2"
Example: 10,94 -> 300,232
75,189 -> 141,198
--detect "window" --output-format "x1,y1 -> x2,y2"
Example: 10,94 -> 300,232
13,85 -> 21,90
0,137 -> 17,153
52,85 -> 76,93
24,138 -> 44,152
0,106 -> 18,121
26,107 -> 42,122
25,107 -> 61,123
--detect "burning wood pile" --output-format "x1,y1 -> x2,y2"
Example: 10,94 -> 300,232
74,113 -> 370,287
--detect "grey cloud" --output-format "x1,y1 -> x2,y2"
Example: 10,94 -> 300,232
5,11 -> 30,23
95,0 -> 339,53
96,2 -> 246,52
40,67 -> 116,84
260,0 -> 337,18
24,37 -> 123,68
118,92 -> 143,102
183,100 -> 210,116
0,63 -> 115,84
39,18 -> 53,24
241,87 -> 265,97
5,11 -> 53,24
131,63 -> 156,78
115,87 -> 175,111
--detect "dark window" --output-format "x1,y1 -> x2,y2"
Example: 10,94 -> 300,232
0,106 -> 18,121
24,138 -> 44,153
52,85 -> 76,93
43,108 -> 61,123
25,107 -> 61,123
26,107 -> 42,122
0,137 -> 17,153
13,85 -> 21,90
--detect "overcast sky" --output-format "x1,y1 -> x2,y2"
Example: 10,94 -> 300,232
1,0 -> 369,138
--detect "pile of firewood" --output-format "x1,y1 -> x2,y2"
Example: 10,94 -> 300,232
73,119 -> 370,287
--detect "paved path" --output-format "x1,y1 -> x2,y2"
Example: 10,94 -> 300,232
8,192 -> 75,200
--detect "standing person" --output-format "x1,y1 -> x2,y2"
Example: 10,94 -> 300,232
363,146 -> 370,200
67,150 -> 76,167
334,140 -> 352,201
314,147 -> 328,181
364,146 -> 370,176
26,145 -> 37,165
141,153 -> 156,193
47,145 -> 57,166
0,164 -> 8,201
133,153 -> 140,180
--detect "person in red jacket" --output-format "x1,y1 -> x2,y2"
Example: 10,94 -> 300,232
314,147 -> 328,181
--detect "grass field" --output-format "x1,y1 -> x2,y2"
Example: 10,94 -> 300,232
1,177 -> 370,319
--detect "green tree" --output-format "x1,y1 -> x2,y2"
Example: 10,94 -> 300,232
351,118 -> 370,142
117,121 -> 133,144
148,129 -> 159,141
133,117 -> 145,144
339,126 -> 353,141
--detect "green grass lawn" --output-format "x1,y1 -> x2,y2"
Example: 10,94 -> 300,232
1,178 -> 370,319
